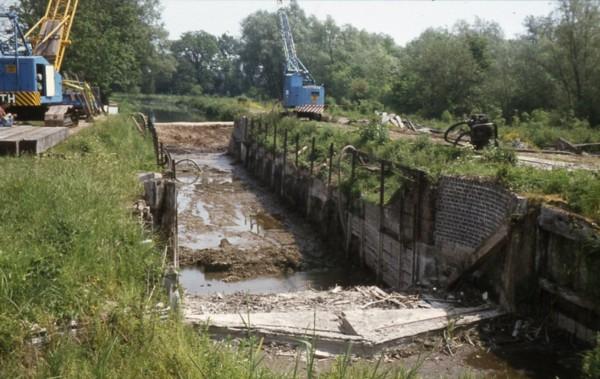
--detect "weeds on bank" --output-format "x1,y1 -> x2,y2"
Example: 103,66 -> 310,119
251,115 -> 600,223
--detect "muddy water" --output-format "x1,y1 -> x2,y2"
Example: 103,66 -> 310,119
176,152 -> 364,294
180,267 -> 372,295
464,343 -> 582,379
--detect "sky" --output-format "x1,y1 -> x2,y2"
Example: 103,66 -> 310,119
161,0 -> 557,45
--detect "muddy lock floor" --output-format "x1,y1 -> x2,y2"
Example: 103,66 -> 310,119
175,151 -> 364,290
157,123 -> 583,378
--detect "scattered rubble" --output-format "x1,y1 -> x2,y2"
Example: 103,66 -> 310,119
185,286 -> 425,315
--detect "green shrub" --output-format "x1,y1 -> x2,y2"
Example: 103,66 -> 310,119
582,336 -> 600,379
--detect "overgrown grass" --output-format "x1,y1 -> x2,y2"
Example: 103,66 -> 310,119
329,104 -> 600,149
500,110 -> 600,148
251,115 -> 600,223
0,116 -> 161,374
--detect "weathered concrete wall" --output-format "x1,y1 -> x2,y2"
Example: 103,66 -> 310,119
230,119 -> 514,289
230,118 -> 600,343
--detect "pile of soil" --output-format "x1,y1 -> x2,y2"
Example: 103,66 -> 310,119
180,239 -> 302,282
155,122 -> 233,152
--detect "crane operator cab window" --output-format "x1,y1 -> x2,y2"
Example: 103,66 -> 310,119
35,64 -> 56,97
311,91 -> 320,104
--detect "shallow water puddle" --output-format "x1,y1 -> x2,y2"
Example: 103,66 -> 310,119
181,266 -> 369,295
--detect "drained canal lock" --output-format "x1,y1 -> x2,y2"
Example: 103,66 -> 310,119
151,121 -> 586,379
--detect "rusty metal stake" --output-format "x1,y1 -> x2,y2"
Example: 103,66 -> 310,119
327,142 -> 334,187
264,123 -> 268,147
282,129 -> 288,196
350,150 -> 357,183
273,124 -> 277,153
309,136 -> 315,176
295,134 -> 299,167
378,160 -> 386,284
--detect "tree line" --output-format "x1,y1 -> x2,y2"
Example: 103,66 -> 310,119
17,0 -> 600,126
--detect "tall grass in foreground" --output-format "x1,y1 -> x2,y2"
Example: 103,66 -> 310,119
0,116 -> 159,375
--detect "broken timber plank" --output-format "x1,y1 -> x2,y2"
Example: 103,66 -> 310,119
574,142 -> 600,154
447,225 -> 509,289
539,278 -> 600,314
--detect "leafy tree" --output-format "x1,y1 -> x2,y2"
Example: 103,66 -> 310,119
524,0 -> 600,124
18,0 -> 168,96
392,29 -> 482,117
171,31 -> 219,94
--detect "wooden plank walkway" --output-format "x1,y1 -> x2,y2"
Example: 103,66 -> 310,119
0,125 -> 69,155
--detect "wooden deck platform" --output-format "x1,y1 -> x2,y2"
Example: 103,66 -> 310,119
0,125 -> 69,156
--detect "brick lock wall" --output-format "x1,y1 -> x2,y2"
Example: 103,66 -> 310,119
435,177 -> 513,250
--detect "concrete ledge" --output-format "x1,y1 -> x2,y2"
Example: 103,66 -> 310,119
185,305 -> 504,356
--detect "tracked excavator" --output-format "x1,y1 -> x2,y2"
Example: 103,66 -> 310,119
0,1 -> 100,126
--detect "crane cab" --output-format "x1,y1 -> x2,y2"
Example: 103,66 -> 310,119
283,73 -> 324,108
0,56 -> 63,107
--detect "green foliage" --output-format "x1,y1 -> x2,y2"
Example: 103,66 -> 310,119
500,109 -> 600,148
359,122 -> 389,144
582,336 -> 600,379
0,116 -> 156,372
18,0 -> 170,96
480,146 -> 517,165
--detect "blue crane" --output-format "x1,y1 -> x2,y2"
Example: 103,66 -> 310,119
0,1 -> 100,126
277,3 -> 325,119
0,10 -> 64,111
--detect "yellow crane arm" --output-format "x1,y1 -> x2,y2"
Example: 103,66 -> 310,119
24,0 -> 79,72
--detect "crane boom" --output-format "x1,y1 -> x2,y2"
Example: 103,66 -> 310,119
277,8 -> 314,83
276,2 -> 325,118
25,0 -> 79,72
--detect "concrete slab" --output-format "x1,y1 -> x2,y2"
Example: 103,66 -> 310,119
186,310 -> 370,354
185,304 -> 504,355
340,305 -> 503,346
0,125 -> 69,155
187,311 -> 354,340
0,125 -> 37,139
21,127 -> 69,154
